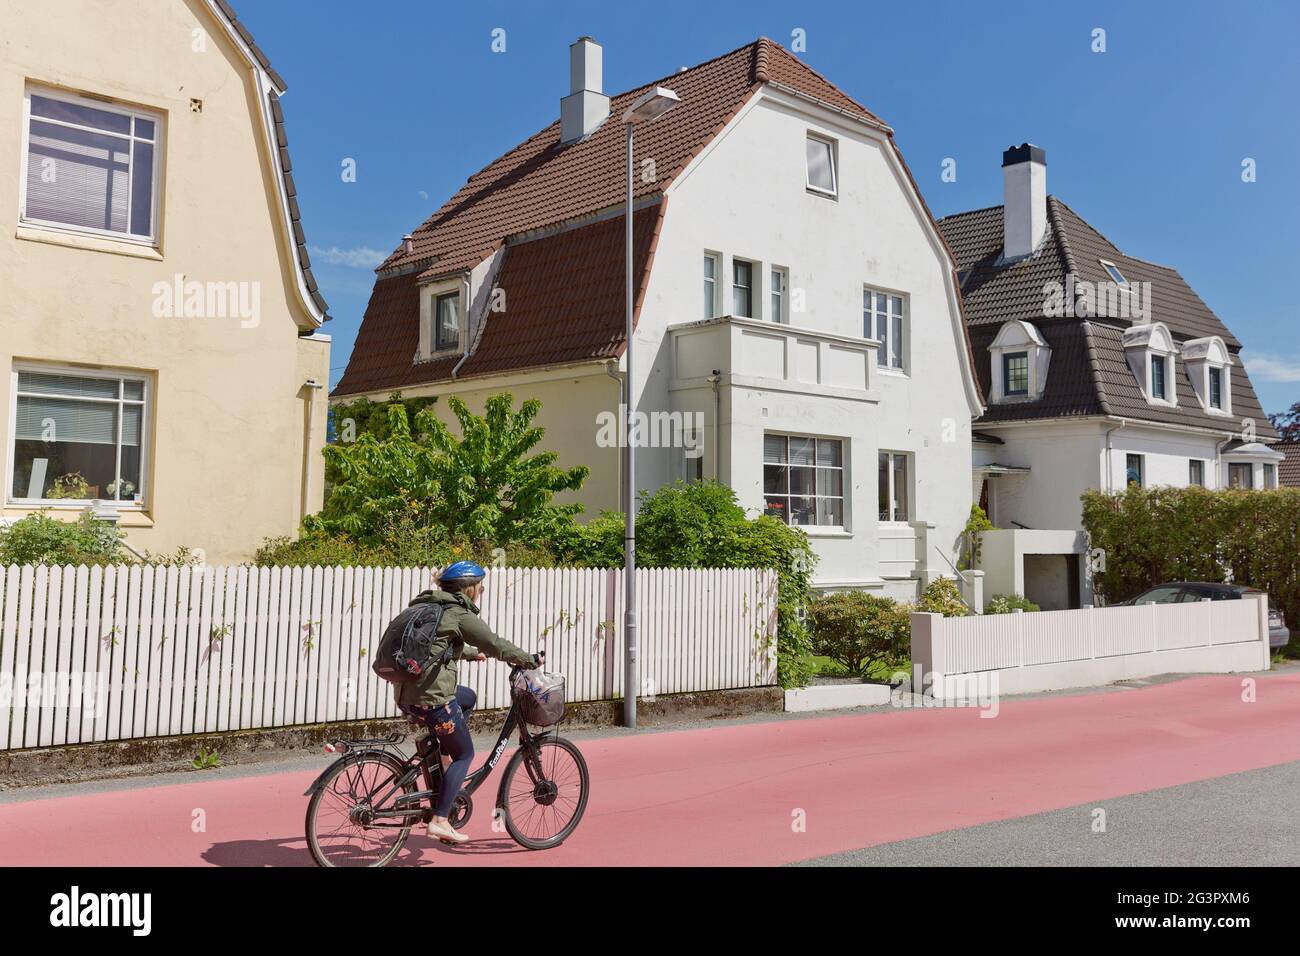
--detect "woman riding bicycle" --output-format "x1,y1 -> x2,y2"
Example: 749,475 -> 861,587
395,561 -> 539,845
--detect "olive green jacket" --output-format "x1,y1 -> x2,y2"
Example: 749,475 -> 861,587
393,589 -> 534,710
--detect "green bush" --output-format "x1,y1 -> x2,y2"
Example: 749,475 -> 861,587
1082,485 -> 1300,630
917,577 -> 970,617
556,481 -> 818,688
807,591 -> 910,680
0,512 -> 126,566
985,593 -> 1041,614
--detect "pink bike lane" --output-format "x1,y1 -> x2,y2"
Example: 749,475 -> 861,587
3,671 -> 1299,866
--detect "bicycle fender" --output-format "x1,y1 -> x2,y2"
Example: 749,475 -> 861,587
302,749 -> 392,797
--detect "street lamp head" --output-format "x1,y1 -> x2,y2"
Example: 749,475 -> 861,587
622,85 -> 680,124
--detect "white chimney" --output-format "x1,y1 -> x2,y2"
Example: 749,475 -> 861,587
560,37 -> 610,144
1002,143 -> 1047,261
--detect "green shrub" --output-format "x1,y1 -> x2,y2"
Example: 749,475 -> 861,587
0,512 -> 126,566
985,593 -> 1041,614
556,481 -> 818,688
807,590 -> 911,680
917,577 -> 970,617
1082,485 -> 1300,632
961,504 -> 995,570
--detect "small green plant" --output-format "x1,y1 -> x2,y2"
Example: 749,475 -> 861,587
917,577 -> 970,617
191,746 -> 220,770
46,473 -> 90,500
985,593 -> 1041,614
960,504 -> 995,570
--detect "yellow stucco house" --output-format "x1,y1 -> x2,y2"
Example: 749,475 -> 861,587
0,0 -> 330,563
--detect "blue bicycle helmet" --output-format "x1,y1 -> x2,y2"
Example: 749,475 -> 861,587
439,560 -> 486,591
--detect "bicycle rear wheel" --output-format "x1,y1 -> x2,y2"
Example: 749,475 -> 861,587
305,753 -> 416,867
497,736 -> 589,850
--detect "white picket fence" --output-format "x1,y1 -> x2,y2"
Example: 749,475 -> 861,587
910,597 -> 1271,699
0,564 -> 779,751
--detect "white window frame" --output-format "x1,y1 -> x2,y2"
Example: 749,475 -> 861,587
864,287 -> 907,372
763,433 -> 846,529
805,133 -> 838,198
7,363 -> 151,509
1208,365 -> 1225,411
19,85 -> 164,246
703,252 -> 719,319
1189,459 -> 1205,487
1099,259 -> 1130,289
433,290 -> 461,352
1264,462 -> 1278,489
770,265 -> 788,324
878,450 -> 912,524
1150,352 -> 1169,401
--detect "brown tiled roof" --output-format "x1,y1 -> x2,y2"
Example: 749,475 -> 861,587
337,37 -> 935,397
1277,442 -> 1300,487
381,38 -> 882,281
335,205 -> 665,394
939,196 -> 1275,437
212,1 -> 329,320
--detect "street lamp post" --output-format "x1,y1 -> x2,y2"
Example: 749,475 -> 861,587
621,85 -> 680,729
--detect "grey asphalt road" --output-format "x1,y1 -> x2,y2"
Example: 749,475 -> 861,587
796,759 -> 1300,866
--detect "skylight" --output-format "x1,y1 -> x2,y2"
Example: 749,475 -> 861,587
1099,259 -> 1128,287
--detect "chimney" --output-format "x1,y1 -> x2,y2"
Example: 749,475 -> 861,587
402,234 -> 414,254
560,37 -> 610,144
1001,143 -> 1047,261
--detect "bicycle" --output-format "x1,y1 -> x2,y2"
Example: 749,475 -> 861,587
303,663 -> 590,867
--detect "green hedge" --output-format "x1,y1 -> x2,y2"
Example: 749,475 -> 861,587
1081,485 -> 1300,627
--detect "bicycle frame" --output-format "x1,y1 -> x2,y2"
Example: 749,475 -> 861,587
304,692 -> 550,828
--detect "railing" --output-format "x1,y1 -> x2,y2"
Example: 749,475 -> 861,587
0,564 -> 779,751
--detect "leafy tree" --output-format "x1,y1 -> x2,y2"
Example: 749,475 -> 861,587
421,394 -> 589,544
329,392 -> 438,444
309,393 -> 588,548
1269,401 -> 1300,442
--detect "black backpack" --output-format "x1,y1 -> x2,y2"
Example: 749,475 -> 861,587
372,603 -> 452,685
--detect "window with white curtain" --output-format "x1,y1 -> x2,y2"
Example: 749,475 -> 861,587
10,368 -> 148,504
22,88 -> 161,243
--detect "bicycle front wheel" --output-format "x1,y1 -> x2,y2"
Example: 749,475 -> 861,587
497,736 -> 589,850
305,752 -> 416,867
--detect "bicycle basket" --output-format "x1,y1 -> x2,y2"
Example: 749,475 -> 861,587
512,669 -> 566,726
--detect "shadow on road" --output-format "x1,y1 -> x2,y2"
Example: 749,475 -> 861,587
200,833 -> 531,866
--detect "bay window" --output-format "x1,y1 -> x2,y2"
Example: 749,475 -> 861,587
763,434 -> 844,527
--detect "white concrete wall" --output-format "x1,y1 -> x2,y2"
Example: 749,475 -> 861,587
977,419 -> 1227,532
911,594 -> 1271,700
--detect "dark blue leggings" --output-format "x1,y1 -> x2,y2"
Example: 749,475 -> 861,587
410,686 -> 476,817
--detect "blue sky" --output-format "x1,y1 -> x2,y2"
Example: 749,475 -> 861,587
236,0 -> 1300,415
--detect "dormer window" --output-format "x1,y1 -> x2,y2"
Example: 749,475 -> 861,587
1003,352 -> 1029,396
988,320 -> 1050,402
1181,335 -> 1232,415
435,292 -> 460,351
1099,259 -> 1129,288
417,281 -> 466,360
1151,353 -> 1168,400
1121,322 -> 1178,407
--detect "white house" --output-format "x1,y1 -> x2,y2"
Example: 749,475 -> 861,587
333,37 -> 984,599
938,145 -> 1282,607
